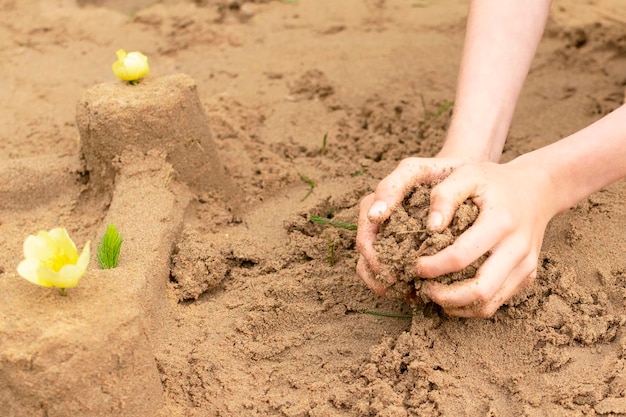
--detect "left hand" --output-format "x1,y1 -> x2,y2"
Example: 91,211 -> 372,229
356,157 -> 465,296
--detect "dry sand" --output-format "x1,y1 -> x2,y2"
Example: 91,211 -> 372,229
0,0 -> 625,416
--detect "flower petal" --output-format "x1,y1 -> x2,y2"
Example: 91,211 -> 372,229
112,50 -> 149,81
116,48 -> 127,61
18,228 -> 90,290
77,241 -> 91,270
49,227 -> 79,263
17,259 -> 53,287
52,242 -> 90,288
23,233 -> 55,260
53,264 -> 86,288
35,264 -> 65,288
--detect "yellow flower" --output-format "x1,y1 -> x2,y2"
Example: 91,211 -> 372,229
17,228 -> 90,289
112,49 -> 150,82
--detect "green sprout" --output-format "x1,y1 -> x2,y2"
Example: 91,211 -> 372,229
310,215 -> 357,231
321,132 -> 328,155
299,173 -> 317,202
360,310 -> 413,319
350,168 -> 368,177
420,95 -> 454,123
432,100 -> 454,120
97,224 -> 123,269
326,239 -> 336,266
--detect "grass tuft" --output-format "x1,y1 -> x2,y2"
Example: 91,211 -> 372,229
97,224 -> 123,269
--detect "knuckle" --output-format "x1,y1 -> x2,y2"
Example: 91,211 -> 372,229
359,193 -> 374,209
472,282 -> 495,304
396,159 -> 411,170
446,246 -> 472,271
520,256 -> 539,276
396,157 -> 418,170
429,183 -> 451,206
492,210 -> 516,234
475,304 -> 499,318
429,181 -> 443,198
355,239 -> 366,254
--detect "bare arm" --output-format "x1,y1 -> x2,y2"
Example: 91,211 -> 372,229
364,0 -> 553,224
420,103 -> 626,317
440,0 -> 553,163
356,0 -> 626,318
528,104 -> 626,214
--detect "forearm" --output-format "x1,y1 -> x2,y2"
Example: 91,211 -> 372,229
514,104 -> 626,214
439,0 -> 553,162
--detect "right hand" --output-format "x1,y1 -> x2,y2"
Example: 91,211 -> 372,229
417,159 -> 553,317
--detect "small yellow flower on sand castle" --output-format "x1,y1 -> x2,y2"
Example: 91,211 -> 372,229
17,228 -> 90,294
112,49 -> 150,83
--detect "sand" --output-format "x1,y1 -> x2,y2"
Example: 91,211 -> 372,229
374,182 -> 483,302
0,0 -> 625,416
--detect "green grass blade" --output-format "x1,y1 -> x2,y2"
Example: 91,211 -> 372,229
97,224 -> 123,269
310,215 -> 357,231
360,310 -> 413,319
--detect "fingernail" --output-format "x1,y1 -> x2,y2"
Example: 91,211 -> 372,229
368,201 -> 387,219
428,211 -> 443,230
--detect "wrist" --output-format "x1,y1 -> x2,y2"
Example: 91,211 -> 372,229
507,152 -> 569,219
437,131 -> 504,164
510,105 -> 626,216
436,144 -> 495,164
437,112 -> 512,163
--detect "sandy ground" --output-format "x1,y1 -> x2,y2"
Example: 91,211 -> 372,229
0,0 -> 625,416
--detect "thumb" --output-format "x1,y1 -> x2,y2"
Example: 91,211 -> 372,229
368,158 -> 451,222
367,177 -> 407,223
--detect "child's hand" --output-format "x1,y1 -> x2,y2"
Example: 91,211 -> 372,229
357,155 -> 557,318
355,156 -> 466,296
418,160 -> 554,317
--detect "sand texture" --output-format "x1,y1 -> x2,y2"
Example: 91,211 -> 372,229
0,0 -> 625,416
374,182 -> 483,301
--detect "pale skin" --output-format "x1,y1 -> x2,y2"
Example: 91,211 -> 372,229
356,0 -> 626,318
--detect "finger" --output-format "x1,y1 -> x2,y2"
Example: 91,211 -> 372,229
423,238 -> 528,307
442,268 -> 536,318
368,158 -> 454,222
356,256 -> 388,296
356,194 -> 382,274
428,165 -> 487,231
357,194 -> 397,284
416,210 -> 511,278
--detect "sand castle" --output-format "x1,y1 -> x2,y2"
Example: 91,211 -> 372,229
0,74 -> 232,417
